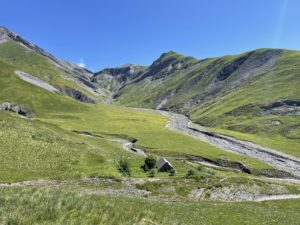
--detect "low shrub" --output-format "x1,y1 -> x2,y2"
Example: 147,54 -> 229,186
117,158 -> 131,176
141,156 -> 157,172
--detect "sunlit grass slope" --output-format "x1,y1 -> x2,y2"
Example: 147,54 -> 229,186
190,50 -> 300,157
0,41 -> 98,99
0,55 -> 271,182
115,49 -> 300,157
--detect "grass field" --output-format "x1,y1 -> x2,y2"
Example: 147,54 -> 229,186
0,187 -> 299,225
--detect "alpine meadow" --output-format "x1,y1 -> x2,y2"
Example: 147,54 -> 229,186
1,1 -> 300,224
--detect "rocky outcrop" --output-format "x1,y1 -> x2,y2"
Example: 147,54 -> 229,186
261,99 -> 300,115
187,155 -> 251,173
184,49 -> 283,110
93,64 -> 147,92
64,87 -> 97,103
212,49 -> 282,85
263,120 -> 282,125
16,71 -> 60,93
0,102 -> 31,117
215,52 -> 252,82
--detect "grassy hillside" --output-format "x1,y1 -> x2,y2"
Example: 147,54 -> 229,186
190,50 -> 300,157
113,49 -> 300,157
0,187 -> 300,225
0,41 -> 101,100
1,28 -> 300,225
0,49 -> 275,182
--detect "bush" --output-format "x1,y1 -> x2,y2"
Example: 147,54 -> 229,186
141,156 -> 157,172
186,167 -> 215,180
186,169 -> 197,177
118,158 -> 131,176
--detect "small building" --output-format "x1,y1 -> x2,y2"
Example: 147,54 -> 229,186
156,157 -> 174,172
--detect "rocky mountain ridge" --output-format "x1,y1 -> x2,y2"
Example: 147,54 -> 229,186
0,26 -> 93,79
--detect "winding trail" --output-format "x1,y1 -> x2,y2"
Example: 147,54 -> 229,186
74,130 -> 146,156
160,111 -> 300,178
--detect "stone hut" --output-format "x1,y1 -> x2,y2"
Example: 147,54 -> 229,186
156,157 -> 174,172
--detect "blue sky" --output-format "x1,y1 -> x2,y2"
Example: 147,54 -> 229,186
1,0 -> 299,71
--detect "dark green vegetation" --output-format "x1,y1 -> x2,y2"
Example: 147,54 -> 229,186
1,26 -> 300,224
141,156 -> 157,172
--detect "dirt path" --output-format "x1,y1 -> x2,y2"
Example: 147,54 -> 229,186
160,111 -> 300,178
111,139 -> 147,156
74,130 -> 146,156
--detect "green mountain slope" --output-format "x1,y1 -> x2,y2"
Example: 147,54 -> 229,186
0,27 -> 275,182
0,26 -> 110,102
100,49 -> 300,157
1,27 -> 300,225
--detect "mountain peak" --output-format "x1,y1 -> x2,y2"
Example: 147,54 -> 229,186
150,50 -> 197,71
161,50 -> 178,56
158,51 -> 181,60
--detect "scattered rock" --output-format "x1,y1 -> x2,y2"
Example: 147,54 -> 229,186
187,155 -> 251,174
73,130 -> 104,138
261,99 -> 300,115
263,120 -> 282,125
16,71 -> 60,93
64,87 -> 97,103
0,102 -> 31,117
188,188 -> 205,200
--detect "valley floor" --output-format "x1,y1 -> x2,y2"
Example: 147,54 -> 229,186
162,111 -> 300,178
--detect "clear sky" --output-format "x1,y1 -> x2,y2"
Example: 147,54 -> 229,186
1,0 -> 299,71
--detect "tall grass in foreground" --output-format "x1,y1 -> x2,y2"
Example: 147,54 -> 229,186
0,187 -> 299,225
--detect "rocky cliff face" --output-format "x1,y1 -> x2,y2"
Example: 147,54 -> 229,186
0,102 -> 31,117
92,64 -> 147,92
